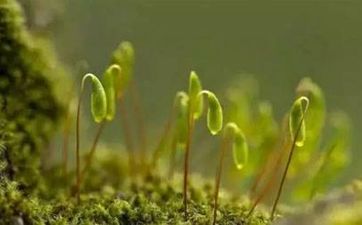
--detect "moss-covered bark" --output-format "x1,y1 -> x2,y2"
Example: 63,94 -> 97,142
0,0 -> 63,191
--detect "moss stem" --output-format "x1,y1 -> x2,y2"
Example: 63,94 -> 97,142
270,114 -> 305,220
247,138 -> 288,218
212,135 -> 230,225
119,97 -> 135,174
183,106 -> 194,219
75,88 -> 84,204
247,142 -> 288,218
79,121 -> 106,184
249,147 -> 275,199
130,80 -> 147,168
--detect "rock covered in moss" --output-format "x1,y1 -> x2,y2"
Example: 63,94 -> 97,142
0,0 -> 64,191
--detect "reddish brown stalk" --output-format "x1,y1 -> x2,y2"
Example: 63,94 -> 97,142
246,140 -> 288,218
79,121 -> 106,184
249,139 -> 288,206
130,80 -> 147,167
75,89 -> 84,204
212,135 -> 231,225
270,115 -> 305,221
183,107 -> 195,219
249,147 -> 276,200
119,98 -> 135,174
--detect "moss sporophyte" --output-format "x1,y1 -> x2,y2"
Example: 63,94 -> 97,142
0,0 -> 356,223
213,122 -> 248,225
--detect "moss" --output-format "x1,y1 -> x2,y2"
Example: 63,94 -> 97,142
0,0 -> 64,191
0,163 -> 270,225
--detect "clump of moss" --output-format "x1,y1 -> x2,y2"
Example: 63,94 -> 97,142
0,0 -> 64,191
0,162 -> 269,225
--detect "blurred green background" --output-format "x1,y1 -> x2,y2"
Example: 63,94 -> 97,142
23,0 -> 362,182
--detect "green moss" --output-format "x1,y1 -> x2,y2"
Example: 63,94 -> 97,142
0,164 -> 269,225
0,0 -> 64,191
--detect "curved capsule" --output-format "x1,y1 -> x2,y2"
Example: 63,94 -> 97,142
188,71 -> 203,119
296,77 -> 326,139
81,73 -> 107,123
289,96 -> 310,147
224,123 -> 248,170
198,90 -> 223,135
103,64 -> 121,121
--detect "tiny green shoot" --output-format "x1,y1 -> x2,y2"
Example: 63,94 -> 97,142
75,73 -> 107,203
213,122 -> 248,225
79,65 -> 121,184
197,90 -> 223,135
151,91 -> 189,170
182,71 -> 223,218
168,91 -> 189,179
112,41 -> 146,172
270,96 -> 309,220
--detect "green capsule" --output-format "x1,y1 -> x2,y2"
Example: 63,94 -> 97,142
296,78 -> 326,144
81,73 -> 107,123
188,71 -> 203,119
199,90 -> 223,135
224,123 -> 248,170
103,64 -> 121,121
289,96 -> 309,147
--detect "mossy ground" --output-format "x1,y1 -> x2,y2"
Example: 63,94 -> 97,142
0,150 -> 269,225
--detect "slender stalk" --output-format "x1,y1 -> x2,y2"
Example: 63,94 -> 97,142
75,89 -> 84,204
130,80 -> 147,167
183,106 -> 194,219
119,98 -> 135,174
270,115 -> 305,221
249,147 -> 275,199
212,135 -> 230,225
79,121 -> 106,183
246,141 -> 288,218
247,140 -> 288,218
